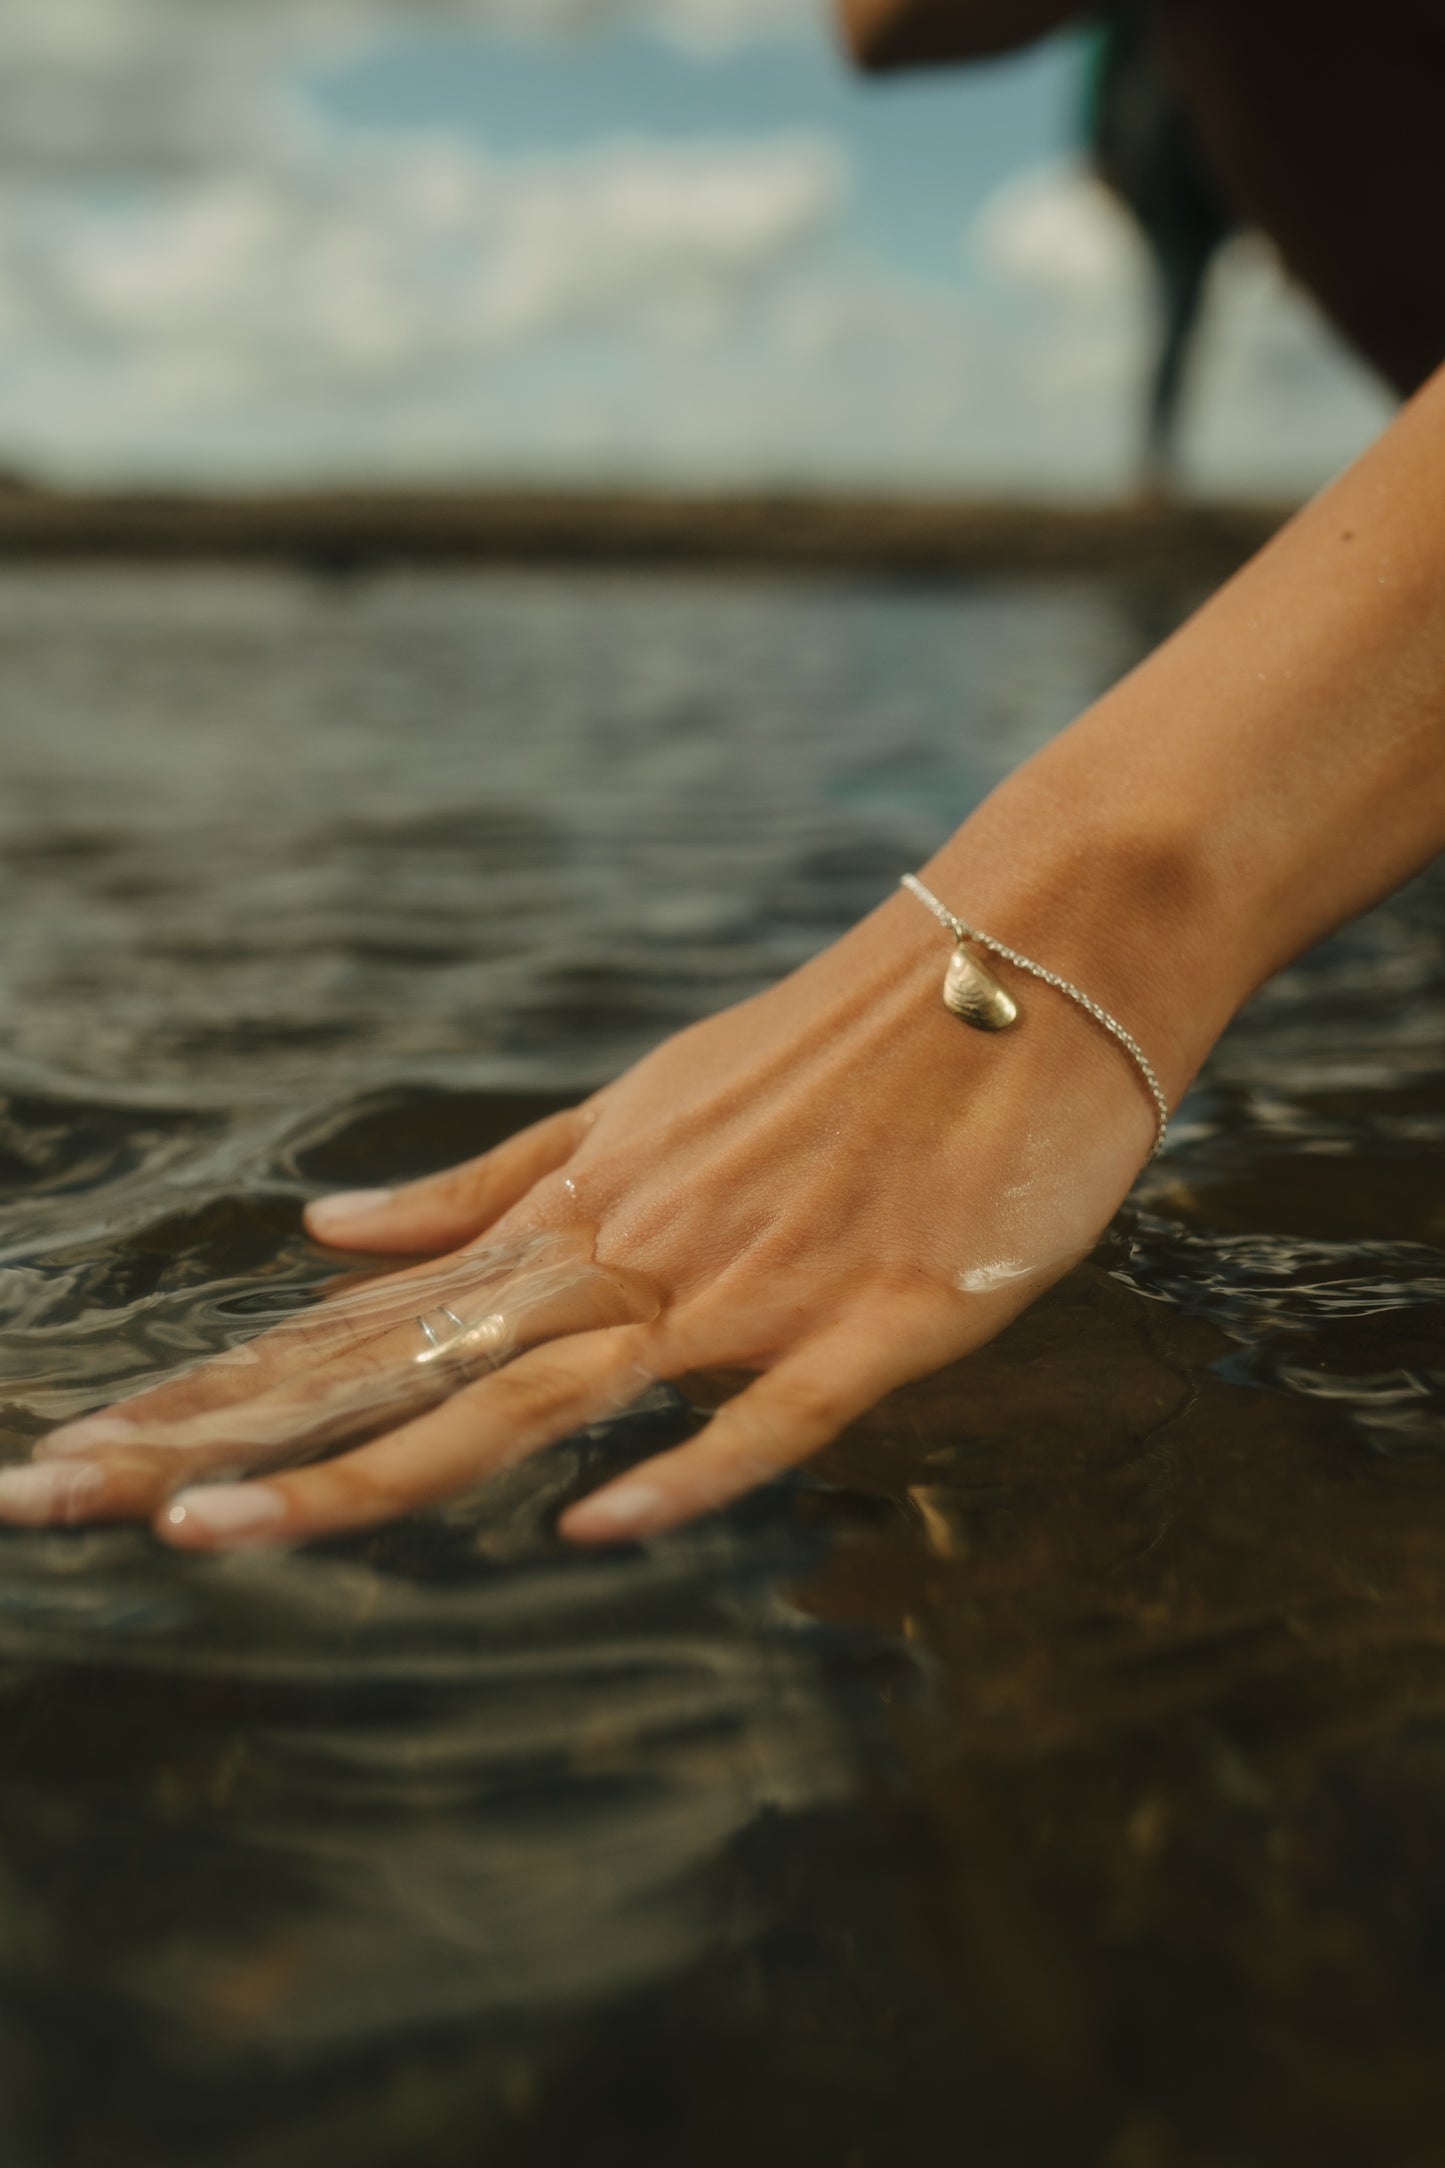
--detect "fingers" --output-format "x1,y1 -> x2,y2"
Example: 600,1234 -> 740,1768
155,1324 -> 665,1550
4,1254 -> 965,1554
0,1318 -> 879,1549
34,1223 -> 623,1449
0,1440 -> 255,1528
0,1456 -> 162,1528
303,1105 -> 588,1254
559,1324 -> 908,1546
4,1236 -> 656,1529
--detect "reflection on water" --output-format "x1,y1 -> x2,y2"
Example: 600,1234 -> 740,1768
0,566 -> 1442,2167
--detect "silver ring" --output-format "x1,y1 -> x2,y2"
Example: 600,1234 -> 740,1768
414,1305 -> 507,1376
415,1306 -> 465,1355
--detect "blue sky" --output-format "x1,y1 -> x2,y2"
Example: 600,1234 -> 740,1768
310,21 -> 1079,285
0,2 -> 1392,495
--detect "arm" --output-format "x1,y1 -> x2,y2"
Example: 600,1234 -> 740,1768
5,367 -> 1445,1550
918,357 -> 1445,1106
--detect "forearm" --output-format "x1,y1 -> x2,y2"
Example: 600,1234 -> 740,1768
908,363 -> 1445,1106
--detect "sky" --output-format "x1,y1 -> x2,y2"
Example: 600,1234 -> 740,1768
0,0 -> 1395,496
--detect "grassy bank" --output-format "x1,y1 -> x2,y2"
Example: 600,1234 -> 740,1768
0,486 -> 1293,579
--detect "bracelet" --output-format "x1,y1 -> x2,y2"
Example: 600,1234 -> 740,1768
899,873 -> 1170,1157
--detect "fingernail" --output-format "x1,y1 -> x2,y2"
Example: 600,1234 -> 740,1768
162,1484 -> 289,1548
0,1461 -> 108,1523
307,1188 -> 394,1238
562,1479 -> 667,1544
36,1414 -> 136,1458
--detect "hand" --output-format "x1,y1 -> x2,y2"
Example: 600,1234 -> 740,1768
0,890 -> 1160,1550
12,336 -> 1444,1553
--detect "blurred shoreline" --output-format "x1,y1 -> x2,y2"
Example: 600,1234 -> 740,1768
0,485 -> 1292,579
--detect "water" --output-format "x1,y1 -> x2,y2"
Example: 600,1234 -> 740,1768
0,564 -> 1442,2168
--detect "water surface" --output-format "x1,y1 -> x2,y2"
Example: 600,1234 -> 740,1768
0,565 -> 1442,2168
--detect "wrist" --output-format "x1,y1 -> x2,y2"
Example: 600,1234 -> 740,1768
913,747 -> 1246,1112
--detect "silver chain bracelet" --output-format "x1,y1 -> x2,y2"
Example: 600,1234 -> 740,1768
900,873 -> 1170,1157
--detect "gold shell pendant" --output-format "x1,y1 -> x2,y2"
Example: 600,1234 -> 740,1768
943,943 -> 1018,1031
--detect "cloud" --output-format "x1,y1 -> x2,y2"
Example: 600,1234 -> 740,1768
0,127 -> 846,478
53,134 -> 841,355
477,0 -> 815,44
966,161 -> 1391,489
972,162 -> 1144,298
0,0 -> 846,483
0,0 -> 816,177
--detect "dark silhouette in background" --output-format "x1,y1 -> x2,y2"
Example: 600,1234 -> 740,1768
1086,9 -> 1237,493
841,0 -> 1445,404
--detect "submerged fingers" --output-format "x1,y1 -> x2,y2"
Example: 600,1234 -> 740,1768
1,1231 -> 657,1528
46,1227 -> 638,1444
25,1100 -> 593,1452
0,1318 -> 893,1547
157,1324 -> 668,1549
2,1255 -> 991,1550
36,1177 -> 593,1449
25,1244 -> 548,1447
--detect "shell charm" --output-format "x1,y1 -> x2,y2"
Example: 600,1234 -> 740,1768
943,943 -> 1018,1031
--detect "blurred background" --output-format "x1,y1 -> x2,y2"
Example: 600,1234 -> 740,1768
0,0 -> 1395,503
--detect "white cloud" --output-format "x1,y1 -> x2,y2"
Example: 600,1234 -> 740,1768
484,0 -> 814,43
0,128 -> 846,478
66,134 -> 840,351
467,137 -> 843,341
972,161 -> 1144,298
1183,237 -> 1393,489
0,0 -> 847,484
965,161 -> 1391,492
0,0 -> 816,177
